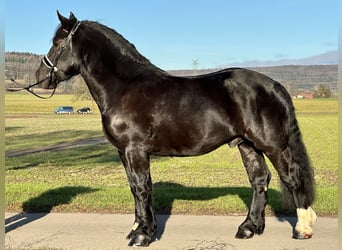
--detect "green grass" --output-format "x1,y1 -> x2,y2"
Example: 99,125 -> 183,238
5,93 -> 338,216
292,98 -> 338,114
5,91 -> 98,114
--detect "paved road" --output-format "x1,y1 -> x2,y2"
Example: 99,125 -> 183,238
5,213 -> 338,250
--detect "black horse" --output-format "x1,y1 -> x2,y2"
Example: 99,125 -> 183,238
35,12 -> 317,247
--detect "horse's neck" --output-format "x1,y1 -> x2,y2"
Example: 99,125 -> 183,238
78,55 -> 166,114
74,26 -> 168,113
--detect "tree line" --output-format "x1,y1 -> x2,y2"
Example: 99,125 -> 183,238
5,52 -> 41,83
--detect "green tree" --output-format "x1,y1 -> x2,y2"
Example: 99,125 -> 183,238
314,84 -> 331,98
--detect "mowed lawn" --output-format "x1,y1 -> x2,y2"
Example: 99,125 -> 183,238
5,93 -> 338,216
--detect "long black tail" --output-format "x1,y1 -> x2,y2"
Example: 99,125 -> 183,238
281,98 -> 315,209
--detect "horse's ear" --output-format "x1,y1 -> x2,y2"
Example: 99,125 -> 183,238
57,11 -> 68,26
69,12 -> 77,23
57,11 -> 78,29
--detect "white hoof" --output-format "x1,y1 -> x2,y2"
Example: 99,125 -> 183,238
294,207 -> 317,239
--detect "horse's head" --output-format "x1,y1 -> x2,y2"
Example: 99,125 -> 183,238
35,11 -> 81,89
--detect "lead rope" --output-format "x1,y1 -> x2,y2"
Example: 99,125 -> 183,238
7,78 -> 57,99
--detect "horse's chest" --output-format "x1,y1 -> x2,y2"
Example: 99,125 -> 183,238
102,113 -> 150,148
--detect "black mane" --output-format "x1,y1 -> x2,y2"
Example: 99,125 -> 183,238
84,21 -> 152,65
76,21 -> 166,78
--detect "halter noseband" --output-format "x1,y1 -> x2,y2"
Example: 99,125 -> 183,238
7,21 -> 81,99
42,55 -> 58,72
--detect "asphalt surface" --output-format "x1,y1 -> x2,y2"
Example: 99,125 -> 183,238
5,213 -> 338,250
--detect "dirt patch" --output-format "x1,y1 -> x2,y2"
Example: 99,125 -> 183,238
5,115 -> 39,119
6,136 -> 107,158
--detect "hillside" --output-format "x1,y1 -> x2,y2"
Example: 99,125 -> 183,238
5,52 -> 42,83
5,52 -> 338,96
169,65 -> 337,95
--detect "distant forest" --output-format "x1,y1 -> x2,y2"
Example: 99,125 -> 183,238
5,52 -> 338,97
5,52 -> 41,83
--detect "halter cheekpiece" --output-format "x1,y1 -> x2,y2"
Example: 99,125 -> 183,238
42,21 -> 81,75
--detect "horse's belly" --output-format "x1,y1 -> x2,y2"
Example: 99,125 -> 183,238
149,125 -> 232,157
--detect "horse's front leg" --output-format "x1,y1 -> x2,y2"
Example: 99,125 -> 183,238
235,142 -> 271,239
119,150 -> 157,247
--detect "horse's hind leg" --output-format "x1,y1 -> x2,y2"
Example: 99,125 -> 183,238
118,150 -> 157,247
235,142 -> 271,239
267,147 -> 317,239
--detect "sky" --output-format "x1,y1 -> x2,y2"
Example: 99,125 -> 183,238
5,0 -> 338,70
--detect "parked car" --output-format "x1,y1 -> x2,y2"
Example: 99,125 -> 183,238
54,106 -> 74,114
77,107 -> 91,114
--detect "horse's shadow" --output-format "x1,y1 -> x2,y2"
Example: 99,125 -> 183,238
5,186 -> 98,233
152,181 -> 296,240
6,182 -> 296,240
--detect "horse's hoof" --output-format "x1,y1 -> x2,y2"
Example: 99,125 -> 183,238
127,234 -> 151,247
255,224 -> 265,235
235,219 -> 265,239
235,228 -> 254,239
293,230 -> 313,240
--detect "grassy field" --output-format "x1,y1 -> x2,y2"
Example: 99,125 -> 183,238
5,93 -> 338,216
